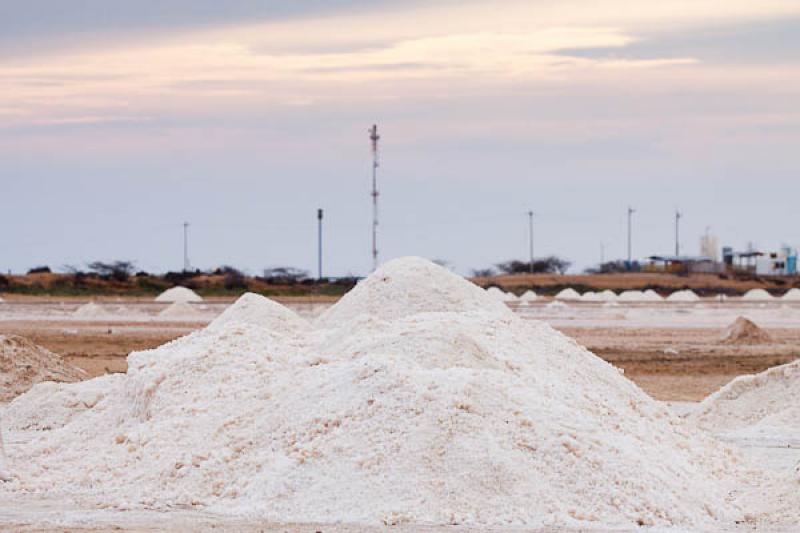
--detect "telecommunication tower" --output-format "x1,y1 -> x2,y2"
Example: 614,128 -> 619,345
369,124 -> 380,271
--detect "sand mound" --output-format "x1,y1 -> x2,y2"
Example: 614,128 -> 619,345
1,258 -> 746,528
317,258 -> 513,327
720,317 -> 772,344
693,359 -> 800,439
519,290 -> 537,302
782,288 -> 800,301
742,288 -> 773,301
554,288 -> 580,301
155,286 -> 203,303
72,302 -> 105,318
666,289 -> 700,302
0,335 -> 87,402
158,302 -> 204,319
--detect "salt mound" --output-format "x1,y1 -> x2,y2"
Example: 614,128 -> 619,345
155,286 -> 203,303
208,292 -> 308,334
72,301 -> 105,318
505,291 -> 518,301
782,288 -> 800,301
599,289 -> 617,301
158,301 -> 204,319
742,288 -> 773,301
1,258 -> 746,528
485,286 -> 514,303
317,258 -> 513,327
720,316 -> 772,345
618,290 -> 647,302
554,287 -> 580,301
644,289 -> 663,301
519,290 -> 538,302
666,289 -> 700,302
580,291 -> 600,302
546,300 -> 568,309
692,359 -> 800,439
0,335 -> 87,402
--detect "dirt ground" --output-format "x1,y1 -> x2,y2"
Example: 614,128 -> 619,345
2,318 -> 796,402
560,326 -> 800,400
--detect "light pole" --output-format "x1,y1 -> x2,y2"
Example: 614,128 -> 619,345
527,210 -> 534,274
627,206 -> 635,269
183,221 -> 190,272
317,208 -> 323,280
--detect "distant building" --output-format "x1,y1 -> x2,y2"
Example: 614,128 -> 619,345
755,246 -> 797,275
645,255 -> 721,274
722,246 -> 797,276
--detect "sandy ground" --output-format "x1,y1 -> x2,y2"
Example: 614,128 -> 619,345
1,298 -> 798,531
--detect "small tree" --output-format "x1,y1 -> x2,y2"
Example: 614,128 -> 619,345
87,260 -> 136,282
217,265 -> 247,290
495,256 -> 571,275
262,267 -> 309,285
27,266 -> 51,274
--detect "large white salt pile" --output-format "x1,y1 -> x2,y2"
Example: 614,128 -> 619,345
782,288 -> 800,301
158,301 -> 204,320
742,288 -> 774,301
692,359 -> 800,440
155,286 -> 203,303
554,287 -> 581,301
208,292 -> 309,335
319,259 -> 513,328
0,335 -> 87,402
519,290 -> 538,302
666,289 -> 700,302
72,301 -> 105,318
1,258 -> 746,529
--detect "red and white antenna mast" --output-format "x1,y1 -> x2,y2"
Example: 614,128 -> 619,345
369,124 -> 380,271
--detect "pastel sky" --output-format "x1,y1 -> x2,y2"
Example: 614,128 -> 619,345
2,1 -> 799,276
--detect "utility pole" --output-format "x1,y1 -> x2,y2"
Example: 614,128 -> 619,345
527,210 -> 534,274
369,124 -> 380,271
183,221 -> 190,272
627,206 -> 635,269
675,209 -> 682,256
317,208 -> 324,280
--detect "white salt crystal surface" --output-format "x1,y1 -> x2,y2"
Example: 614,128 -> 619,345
0,257 -> 749,529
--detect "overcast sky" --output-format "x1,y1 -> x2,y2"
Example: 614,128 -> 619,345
1,1 -> 799,276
